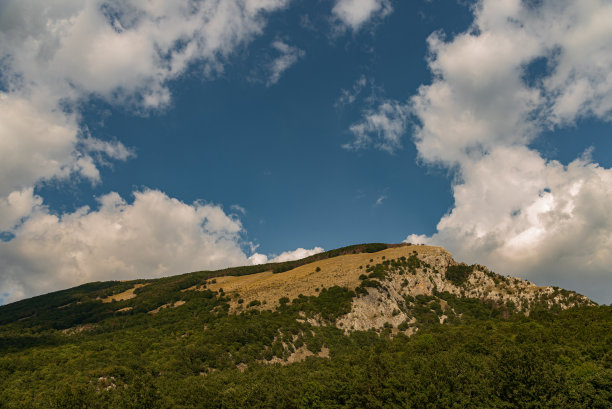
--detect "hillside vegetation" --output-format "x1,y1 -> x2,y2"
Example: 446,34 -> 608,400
0,243 -> 609,408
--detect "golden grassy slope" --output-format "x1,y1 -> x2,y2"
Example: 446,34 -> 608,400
101,283 -> 148,303
204,245 -> 446,310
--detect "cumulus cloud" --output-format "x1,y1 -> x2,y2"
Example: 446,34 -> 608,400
0,190 -> 250,304
0,0 -> 289,107
0,93 -> 133,228
271,246 -> 325,262
0,0 -> 288,232
0,94 -> 78,196
249,246 -> 325,265
407,146 -> 612,303
267,40 -> 305,86
539,2 -> 612,125
247,253 -> 270,266
0,188 -> 43,232
411,0 -> 612,167
332,0 -> 393,31
343,101 -> 409,153
405,0 -> 612,304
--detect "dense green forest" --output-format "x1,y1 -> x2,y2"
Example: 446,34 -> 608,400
0,244 -> 610,408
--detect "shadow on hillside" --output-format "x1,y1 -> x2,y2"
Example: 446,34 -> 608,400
0,334 -> 63,352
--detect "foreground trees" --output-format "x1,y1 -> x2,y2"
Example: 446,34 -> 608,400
1,299 -> 610,408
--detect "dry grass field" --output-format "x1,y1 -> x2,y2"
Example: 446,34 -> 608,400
203,245 -> 446,310
101,283 -> 148,303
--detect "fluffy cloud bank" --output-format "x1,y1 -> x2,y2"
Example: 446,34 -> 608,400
0,189 -> 324,304
404,0 -> 612,304
0,190 -> 249,304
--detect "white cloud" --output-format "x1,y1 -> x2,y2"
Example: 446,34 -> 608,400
247,253 -> 270,265
271,246 -> 325,262
230,204 -> 247,215
343,101 -> 409,153
1,0 -> 289,107
0,93 -> 77,195
267,40 -> 305,86
412,27 -> 541,165
0,0 -> 291,297
0,189 -> 250,304
411,0 -> 612,166
335,75 -> 368,108
79,137 -> 134,162
0,0 -> 288,232
406,0 -> 612,304
539,1 -> 612,125
407,146 -> 612,304
0,92 -> 133,229
0,188 -> 42,232
249,246 -> 325,265
332,0 -> 393,31
374,195 -> 386,207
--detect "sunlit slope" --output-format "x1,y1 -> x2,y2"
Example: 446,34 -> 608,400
0,243 -> 593,333
204,245 -> 444,309
203,244 -> 593,332
0,243 -> 396,327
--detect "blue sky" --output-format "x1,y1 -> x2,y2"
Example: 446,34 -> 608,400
1,0 -> 611,304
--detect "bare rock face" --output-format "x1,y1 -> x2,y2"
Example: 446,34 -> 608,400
334,246 -> 594,333
337,286 -> 411,332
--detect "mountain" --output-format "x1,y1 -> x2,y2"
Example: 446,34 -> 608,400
0,243 -> 610,408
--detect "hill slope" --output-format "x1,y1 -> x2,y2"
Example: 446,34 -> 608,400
0,243 -> 609,408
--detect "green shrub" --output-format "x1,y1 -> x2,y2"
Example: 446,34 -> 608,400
360,280 -> 382,289
363,243 -> 388,253
445,264 -> 474,286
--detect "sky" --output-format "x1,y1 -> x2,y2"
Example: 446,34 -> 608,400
0,0 -> 611,305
